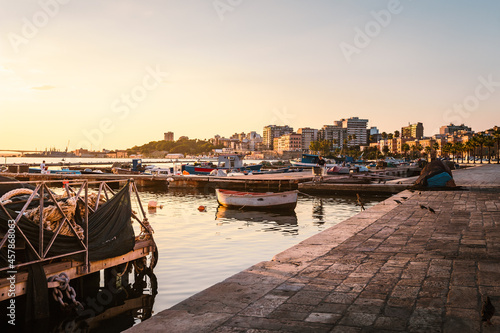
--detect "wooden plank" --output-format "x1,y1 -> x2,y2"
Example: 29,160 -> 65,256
299,182 -> 409,194
0,240 -> 154,302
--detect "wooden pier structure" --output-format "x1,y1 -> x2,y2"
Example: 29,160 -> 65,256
0,178 -> 157,317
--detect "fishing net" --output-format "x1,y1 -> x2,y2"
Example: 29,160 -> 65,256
0,180 -> 135,266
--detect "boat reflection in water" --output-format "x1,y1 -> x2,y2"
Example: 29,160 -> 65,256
215,205 -> 298,235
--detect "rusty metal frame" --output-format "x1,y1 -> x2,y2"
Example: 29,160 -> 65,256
0,178 -> 150,273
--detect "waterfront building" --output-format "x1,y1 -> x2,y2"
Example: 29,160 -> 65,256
164,132 -> 174,141
379,138 -> 398,155
401,122 -> 424,139
297,127 -> 318,152
318,125 -> 346,148
341,117 -> 369,147
440,123 -> 472,136
273,133 -> 302,154
263,125 -> 294,150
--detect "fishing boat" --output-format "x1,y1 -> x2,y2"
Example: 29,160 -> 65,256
215,189 -> 298,211
184,154 -> 262,175
290,154 -> 337,168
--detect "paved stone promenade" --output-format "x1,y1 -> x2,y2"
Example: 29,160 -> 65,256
127,165 -> 500,332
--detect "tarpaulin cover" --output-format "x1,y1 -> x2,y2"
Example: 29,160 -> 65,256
414,159 -> 454,187
427,171 -> 453,187
0,180 -> 135,267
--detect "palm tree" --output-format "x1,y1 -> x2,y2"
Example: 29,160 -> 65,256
492,128 -> 500,164
402,143 -> 410,160
453,142 -> 464,163
411,144 -> 423,159
432,142 -> 440,158
394,130 -> 400,138
388,133 -> 394,140
424,146 -> 432,162
442,143 -> 452,160
484,136 -> 495,164
474,133 -> 486,164
381,132 -> 388,140
464,141 -> 473,163
382,145 -> 390,157
469,137 -> 478,164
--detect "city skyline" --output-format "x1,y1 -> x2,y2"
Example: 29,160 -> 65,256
1,1 -> 500,151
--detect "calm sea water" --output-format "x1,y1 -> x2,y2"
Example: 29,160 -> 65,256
137,188 -> 388,317
1,157 -> 390,331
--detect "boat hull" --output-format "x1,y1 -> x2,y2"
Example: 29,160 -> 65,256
184,164 -> 262,175
290,161 -> 337,168
216,189 -> 298,211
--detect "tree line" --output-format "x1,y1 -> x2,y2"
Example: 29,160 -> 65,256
308,128 -> 500,163
127,138 -> 222,156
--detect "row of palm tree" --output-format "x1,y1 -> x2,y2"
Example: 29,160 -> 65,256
311,128 -> 500,163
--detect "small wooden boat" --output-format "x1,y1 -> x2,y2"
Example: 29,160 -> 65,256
215,189 -> 298,211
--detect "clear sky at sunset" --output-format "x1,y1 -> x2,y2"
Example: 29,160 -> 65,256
1,0 -> 499,151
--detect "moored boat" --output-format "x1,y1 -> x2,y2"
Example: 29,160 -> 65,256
290,154 -> 337,168
215,189 -> 298,211
184,154 -> 262,175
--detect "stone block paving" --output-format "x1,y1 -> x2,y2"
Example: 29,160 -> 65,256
127,166 -> 500,333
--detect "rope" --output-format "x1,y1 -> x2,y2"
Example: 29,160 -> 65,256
0,188 -> 34,203
26,196 -> 84,239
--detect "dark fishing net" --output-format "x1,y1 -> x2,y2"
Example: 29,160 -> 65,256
0,181 -> 135,266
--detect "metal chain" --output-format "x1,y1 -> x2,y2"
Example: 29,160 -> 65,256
48,273 -> 83,310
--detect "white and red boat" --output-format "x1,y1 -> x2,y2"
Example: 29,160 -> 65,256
215,189 -> 298,211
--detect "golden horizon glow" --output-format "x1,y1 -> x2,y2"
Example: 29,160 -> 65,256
1,1 -> 499,151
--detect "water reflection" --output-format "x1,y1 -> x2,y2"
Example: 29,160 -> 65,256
215,205 -> 299,235
312,198 -> 324,223
2,269 -> 158,333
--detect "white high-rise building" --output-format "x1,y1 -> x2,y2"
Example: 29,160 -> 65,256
341,117 -> 368,147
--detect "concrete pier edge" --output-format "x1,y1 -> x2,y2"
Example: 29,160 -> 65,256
125,165 -> 500,332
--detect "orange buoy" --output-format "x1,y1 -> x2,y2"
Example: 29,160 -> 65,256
198,205 -> 206,212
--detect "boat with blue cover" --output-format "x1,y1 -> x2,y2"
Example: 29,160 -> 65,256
290,154 -> 337,168
184,154 -> 262,175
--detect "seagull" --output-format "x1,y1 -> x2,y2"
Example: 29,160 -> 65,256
401,196 -> 408,200
428,207 -> 436,214
482,296 -> 495,326
356,193 -> 365,211
420,204 -> 427,210
394,199 -> 402,205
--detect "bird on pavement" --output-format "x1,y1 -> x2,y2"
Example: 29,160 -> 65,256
482,296 -> 495,326
428,207 -> 436,214
356,193 -> 365,211
420,204 -> 427,210
401,196 -> 408,200
394,199 -> 402,205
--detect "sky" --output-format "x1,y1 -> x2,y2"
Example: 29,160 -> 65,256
1,0 -> 499,151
